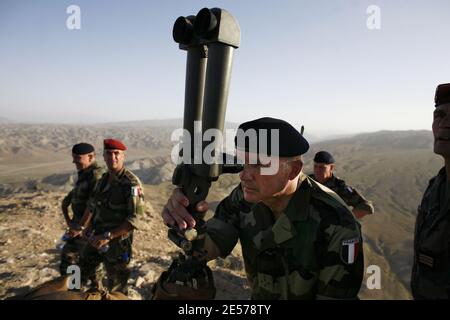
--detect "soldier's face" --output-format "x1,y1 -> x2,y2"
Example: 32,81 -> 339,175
72,153 -> 94,171
103,149 -> 125,172
237,151 -> 300,203
313,162 -> 334,183
433,104 -> 450,158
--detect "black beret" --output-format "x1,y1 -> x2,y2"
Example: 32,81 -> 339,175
72,143 -> 95,155
314,151 -> 335,164
234,117 -> 309,157
435,83 -> 450,107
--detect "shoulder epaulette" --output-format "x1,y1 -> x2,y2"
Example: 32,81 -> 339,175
123,169 -> 142,187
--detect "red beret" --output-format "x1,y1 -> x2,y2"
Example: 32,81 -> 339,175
103,138 -> 127,151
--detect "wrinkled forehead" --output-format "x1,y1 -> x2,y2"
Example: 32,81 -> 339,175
104,149 -> 123,155
235,149 -> 281,164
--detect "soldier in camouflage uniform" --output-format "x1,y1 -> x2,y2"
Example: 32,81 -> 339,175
60,143 -> 104,276
411,83 -> 450,299
68,139 -> 145,294
309,151 -> 374,219
162,118 -> 364,299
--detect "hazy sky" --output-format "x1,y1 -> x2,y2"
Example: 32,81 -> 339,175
1,0 -> 449,135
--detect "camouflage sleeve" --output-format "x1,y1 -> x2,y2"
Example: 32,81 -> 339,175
206,185 -> 243,258
89,167 -> 104,194
62,190 -> 73,209
336,184 -> 374,214
87,184 -> 99,212
315,206 -> 364,299
126,183 -> 145,229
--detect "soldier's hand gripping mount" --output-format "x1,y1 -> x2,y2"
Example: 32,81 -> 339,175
151,8 -> 241,300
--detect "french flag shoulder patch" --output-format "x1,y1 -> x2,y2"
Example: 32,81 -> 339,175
341,237 -> 360,264
131,186 -> 142,197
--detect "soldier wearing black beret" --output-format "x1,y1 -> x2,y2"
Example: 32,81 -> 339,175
60,143 -> 105,279
161,117 -> 364,299
309,151 -> 374,219
411,83 -> 450,299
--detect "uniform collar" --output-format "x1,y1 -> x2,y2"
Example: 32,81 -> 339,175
106,166 -> 126,182
78,161 -> 98,178
283,172 -> 311,222
323,174 -> 337,187
268,172 -> 312,247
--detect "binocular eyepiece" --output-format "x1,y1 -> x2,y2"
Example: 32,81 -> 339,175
173,8 -> 240,48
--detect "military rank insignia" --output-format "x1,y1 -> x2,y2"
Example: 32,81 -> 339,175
131,186 -> 142,197
341,238 -> 359,264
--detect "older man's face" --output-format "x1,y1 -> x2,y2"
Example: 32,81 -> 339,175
72,153 -> 94,171
103,149 -> 125,172
433,104 -> 450,159
313,162 -> 334,184
237,151 -> 299,203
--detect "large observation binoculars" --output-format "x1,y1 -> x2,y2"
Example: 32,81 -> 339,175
153,8 -> 241,300
170,7 -> 241,244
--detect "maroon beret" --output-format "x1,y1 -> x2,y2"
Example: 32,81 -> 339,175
103,138 -> 127,151
435,83 -> 450,107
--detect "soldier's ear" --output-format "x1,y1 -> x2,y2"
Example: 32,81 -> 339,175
288,160 -> 303,179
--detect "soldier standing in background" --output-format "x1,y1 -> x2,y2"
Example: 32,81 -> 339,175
310,151 -> 374,219
411,83 -> 450,299
60,143 -> 104,276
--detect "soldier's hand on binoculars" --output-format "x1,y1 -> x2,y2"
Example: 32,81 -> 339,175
162,188 -> 209,230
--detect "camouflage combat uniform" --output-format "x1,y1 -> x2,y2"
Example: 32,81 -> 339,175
206,173 -> 364,299
309,174 -> 374,215
411,167 -> 450,299
80,167 -> 145,293
60,162 -> 104,275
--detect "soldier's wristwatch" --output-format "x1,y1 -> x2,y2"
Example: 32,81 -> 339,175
103,231 -> 112,240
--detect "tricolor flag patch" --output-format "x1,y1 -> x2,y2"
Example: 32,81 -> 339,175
341,237 -> 359,264
131,186 -> 142,197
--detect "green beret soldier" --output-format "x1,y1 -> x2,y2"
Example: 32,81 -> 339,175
309,151 -> 375,220
60,143 -> 105,276
68,138 -> 145,294
411,84 -> 450,299
162,118 -> 364,299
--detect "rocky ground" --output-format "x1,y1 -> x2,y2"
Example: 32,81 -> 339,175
0,190 -> 250,300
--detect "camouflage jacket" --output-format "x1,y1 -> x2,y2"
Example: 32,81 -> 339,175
309,174 -> 374,214
411,167 -> 450,299
206,173 -> 364,299
88,167 -> 145,234
62,162 -> 105,221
